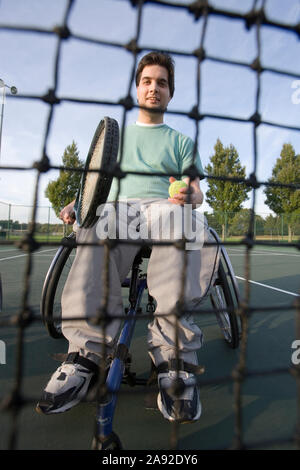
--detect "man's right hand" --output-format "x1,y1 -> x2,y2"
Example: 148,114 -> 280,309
60,200 -> 76,225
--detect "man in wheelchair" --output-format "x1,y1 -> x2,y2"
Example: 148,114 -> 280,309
37,52 -> 220,424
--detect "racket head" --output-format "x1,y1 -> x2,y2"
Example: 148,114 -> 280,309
75,116 -> 119,228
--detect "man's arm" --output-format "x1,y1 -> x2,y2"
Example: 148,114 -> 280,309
168,176 -> 203,209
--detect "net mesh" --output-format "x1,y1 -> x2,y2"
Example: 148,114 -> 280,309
0,0 -> 300,450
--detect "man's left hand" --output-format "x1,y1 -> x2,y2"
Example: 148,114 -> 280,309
168,176 -> 203,208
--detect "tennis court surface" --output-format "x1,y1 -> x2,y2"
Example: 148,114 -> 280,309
0,243 -> 299,450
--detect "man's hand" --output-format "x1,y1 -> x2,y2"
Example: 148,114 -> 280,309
168,176 -> 203,208
60,200 -> 76,225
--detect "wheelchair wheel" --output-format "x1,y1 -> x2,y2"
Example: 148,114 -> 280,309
40,232 -> 76,339
210,260 -> 239,349
208,227 -> 240,349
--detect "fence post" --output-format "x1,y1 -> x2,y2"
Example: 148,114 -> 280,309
0,340 -> 6,364
7,204 -> 11,240
47,206 -> 50,242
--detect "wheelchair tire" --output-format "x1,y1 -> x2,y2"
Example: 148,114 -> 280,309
210,261 -> 240,349
40,233 -> 76,339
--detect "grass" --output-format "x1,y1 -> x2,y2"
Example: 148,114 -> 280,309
1,233 -> 299,245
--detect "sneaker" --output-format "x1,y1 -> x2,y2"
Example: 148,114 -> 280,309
36,352 -> 99,415
157,361 -> 202,423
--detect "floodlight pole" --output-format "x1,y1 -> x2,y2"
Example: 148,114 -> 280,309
0,79 -> 17,162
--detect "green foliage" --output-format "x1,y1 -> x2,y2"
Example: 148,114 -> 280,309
45,141 -> 84,218
264,214 -> 283,236
264,143 -> 300,241
228,209 -> 264,236
205,139 -> 251,238
264,143 -> 300,216
0,219 -> 22,230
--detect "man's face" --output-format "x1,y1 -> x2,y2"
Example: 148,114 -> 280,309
136,64 -> 171,114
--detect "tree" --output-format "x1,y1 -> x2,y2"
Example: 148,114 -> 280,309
264,214 -> 281,239
229,208 -> 264,238
45,141 -> 84,220
264,143 -> 300,242
205,139 -> 251,240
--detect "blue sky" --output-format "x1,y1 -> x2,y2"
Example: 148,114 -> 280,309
0,0 -> 300,224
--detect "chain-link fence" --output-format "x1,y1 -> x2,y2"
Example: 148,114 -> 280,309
205,211 -> 300,242
0,200 -> 299,243
0,200 -> 74,241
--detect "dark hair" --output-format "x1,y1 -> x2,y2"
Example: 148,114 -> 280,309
135,52 -> 175,98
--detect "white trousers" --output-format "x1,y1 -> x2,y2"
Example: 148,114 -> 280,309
61,199 -> 220,367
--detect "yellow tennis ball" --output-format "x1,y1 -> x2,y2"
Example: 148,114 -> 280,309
168,180 -> 188,198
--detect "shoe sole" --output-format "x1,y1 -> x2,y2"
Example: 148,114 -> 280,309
35,398 -> 80,415
157,390 -> 202,424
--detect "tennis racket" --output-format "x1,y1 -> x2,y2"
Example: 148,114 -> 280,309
74,116 -> 119,228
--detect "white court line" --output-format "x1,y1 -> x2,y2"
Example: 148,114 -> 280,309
0,248 -> 57,262
0,248 -> 20,253
228,248 -> 300,257
236,276 -> 300,297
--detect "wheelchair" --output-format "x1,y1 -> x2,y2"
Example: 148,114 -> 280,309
40,227 -> 241,450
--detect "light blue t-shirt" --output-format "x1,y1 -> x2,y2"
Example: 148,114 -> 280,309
108,123 -> 204,201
